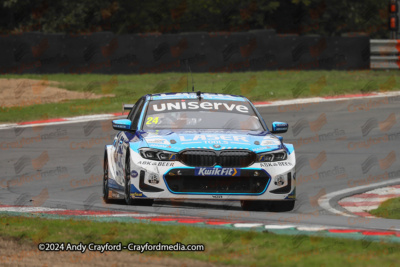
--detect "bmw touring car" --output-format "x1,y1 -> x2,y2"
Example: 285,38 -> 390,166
103,92 -> 296,211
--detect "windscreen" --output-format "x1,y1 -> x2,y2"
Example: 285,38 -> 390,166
143,99 -> 264,131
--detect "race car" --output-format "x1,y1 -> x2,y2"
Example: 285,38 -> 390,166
103,92 -> 296,211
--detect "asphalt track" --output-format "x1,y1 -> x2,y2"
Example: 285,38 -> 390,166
1,96 -> 400,231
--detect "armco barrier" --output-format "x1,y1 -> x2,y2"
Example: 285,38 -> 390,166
0,30 -> 369,74
370,39 -> 400,69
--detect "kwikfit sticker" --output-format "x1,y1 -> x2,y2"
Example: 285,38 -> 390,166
195,167 -> 240,176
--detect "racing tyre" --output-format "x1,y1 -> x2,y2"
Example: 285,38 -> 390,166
124,158 -> 134,205
103,156 -> 110,203
124,157 -> 154,206
267,200 -> 295,212
240,200 -> 264,211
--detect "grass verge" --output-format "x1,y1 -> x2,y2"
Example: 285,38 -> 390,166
0,214 -> 399,267
370,197 -> 400,220
0,70 -> 399,123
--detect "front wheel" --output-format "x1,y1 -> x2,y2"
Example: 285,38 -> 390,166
124,159 -> 134,205
103,156 -> 110,203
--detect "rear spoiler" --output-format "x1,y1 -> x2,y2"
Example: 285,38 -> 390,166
123,104 -> 134,111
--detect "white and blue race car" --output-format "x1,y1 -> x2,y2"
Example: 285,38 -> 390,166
103,92 -> 296,211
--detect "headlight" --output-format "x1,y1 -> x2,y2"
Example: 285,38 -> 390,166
256,150 -> 287,162
139,148 -> 177,161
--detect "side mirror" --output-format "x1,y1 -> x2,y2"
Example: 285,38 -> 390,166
271,121 -> 288,134
112,119 -> 132,131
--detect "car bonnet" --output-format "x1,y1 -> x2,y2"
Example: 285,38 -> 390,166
138,129 -> 284,153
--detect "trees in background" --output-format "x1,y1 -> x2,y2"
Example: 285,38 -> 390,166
0,0 -> 388,38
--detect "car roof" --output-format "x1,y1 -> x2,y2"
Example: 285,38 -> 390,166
148,92 -> 247,102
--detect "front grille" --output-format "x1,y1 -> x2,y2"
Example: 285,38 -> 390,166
179,149 -> 255,167
179,150 -> 217,167
219,150 -> 256,167
165,169 -> 269,194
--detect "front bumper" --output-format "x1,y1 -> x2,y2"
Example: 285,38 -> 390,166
127,150 -> 296,200
164,168 -> 270,195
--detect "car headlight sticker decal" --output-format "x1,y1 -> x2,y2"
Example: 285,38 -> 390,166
256,150 -> 287,162
139,148 -> 178,161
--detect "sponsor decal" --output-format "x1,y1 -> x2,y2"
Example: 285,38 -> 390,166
181,130 -> 241,134
149,100 -> 250,114
146,138 -> 170,144
252,146 -> 274,151
158,162 -> 174,166
137,161 -> 174,167
113,123 -> 130,129
212,195 -> 223,198
258,154 -> 267,161
109,191 -> 121,198
148,174 -> 160,184
195,167 -> 240,176
148,144 -> 172,148
131,192 -> 143,197
179,135 -> 249,142
137,161 -> 153,166
260,162 -> 293,167
131,170 -> 138,178
260,140 -> 278,146
273,122 -> 288,131
276,127 -> 288,131
285,188 -> 296,200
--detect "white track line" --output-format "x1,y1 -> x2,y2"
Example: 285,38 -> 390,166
0,207 -> 64,212
233,223 -> 264,228
296,226 -> 328,231
367,187 -> 400,195
338,197 -> 394,203
318,177 -> 400,217
254,91 -> 400,107
0,114 -> 122,130
344,206 -> 380,212
264,225 -> 297,229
